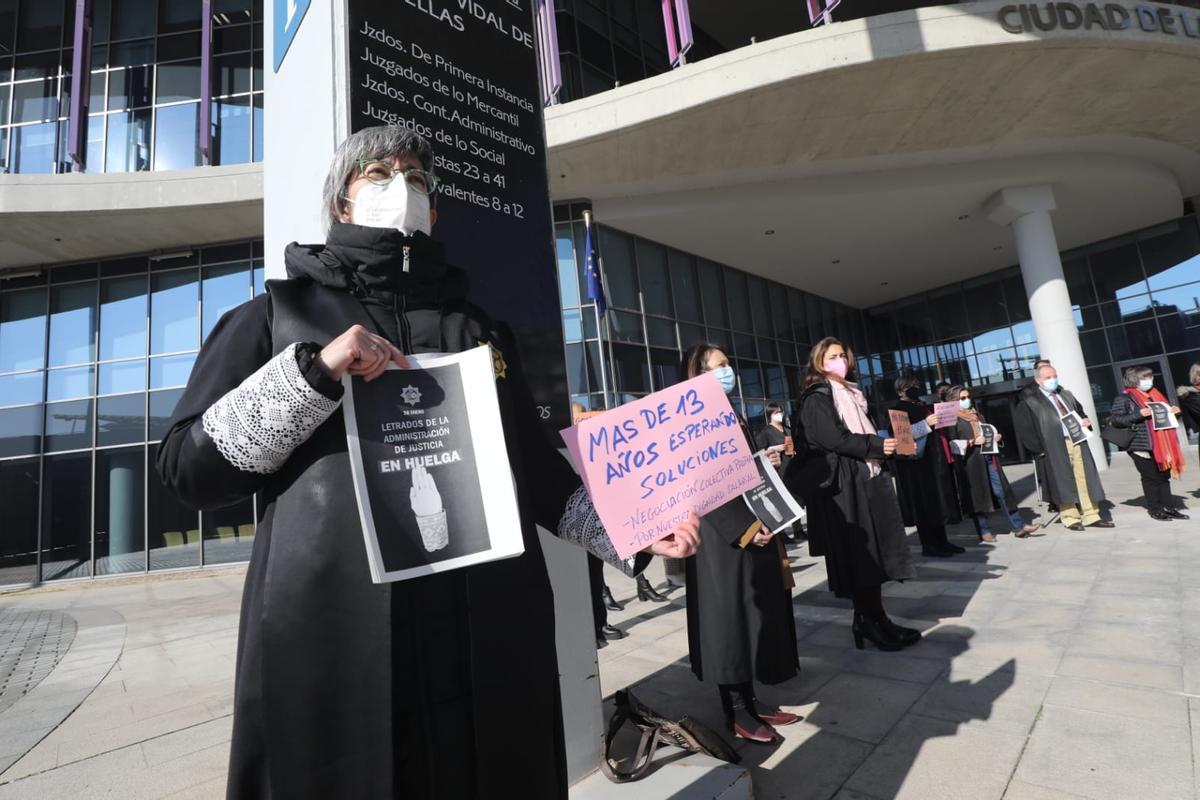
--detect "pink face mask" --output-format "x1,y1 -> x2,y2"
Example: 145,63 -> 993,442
827,358 -> 848,379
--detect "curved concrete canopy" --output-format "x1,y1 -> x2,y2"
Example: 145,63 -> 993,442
545,0 -> 1200,307
0,163 -> 263,270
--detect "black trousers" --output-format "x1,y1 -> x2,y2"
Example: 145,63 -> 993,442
587,553 -> 607,630
1128,452 -> 1172,512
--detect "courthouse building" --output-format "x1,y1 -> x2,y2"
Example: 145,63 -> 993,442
1,0 -> 1199,587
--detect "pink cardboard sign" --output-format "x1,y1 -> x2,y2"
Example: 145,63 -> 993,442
933,401 -> 960,429
560,373 -> 762,559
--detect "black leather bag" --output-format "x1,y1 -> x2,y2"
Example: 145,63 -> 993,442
783,450 -> 840,497
600,689 -> 740,783
1101,419 -> 1134,450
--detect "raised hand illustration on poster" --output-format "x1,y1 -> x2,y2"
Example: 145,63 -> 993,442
411,465 -> 449,552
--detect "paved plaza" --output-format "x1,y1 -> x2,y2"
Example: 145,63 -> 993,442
1,457 -> 1199,799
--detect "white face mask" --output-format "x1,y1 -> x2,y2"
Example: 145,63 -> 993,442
770,413 -> 783,424
1138,378 -> 1154,392
345,181 -> 431,236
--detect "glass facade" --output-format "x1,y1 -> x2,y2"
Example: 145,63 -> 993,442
0,240 -> 264,586
0,0 -> 264,174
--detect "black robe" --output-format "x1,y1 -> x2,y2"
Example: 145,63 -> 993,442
789,382 -> 915,598
685,421 -> 798,687
949,416 -> 1017,515
1014,385 -> 1105,507
886,399 -> 959,529
158,225 -> 582,800
1180,387 -> 1200,461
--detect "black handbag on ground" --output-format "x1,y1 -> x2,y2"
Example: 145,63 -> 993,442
600,689 -> 740,783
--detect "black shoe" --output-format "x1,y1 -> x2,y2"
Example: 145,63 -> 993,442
596,636 -> 608,649
636,575 -> 668,603
881,616 -> 922,647
1150,510 -> 1173,522
921,546 -> 954,558
1165,508 -> 1190,520
1066,522 -> 1085,531
601,585 -> 624,612
851,612 -> 905,652
1089,520 -> 1115,528
598,624 -> 627,641
943,542 -> 967,554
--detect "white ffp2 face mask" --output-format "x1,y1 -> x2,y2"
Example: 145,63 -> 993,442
346,181 -> 431,236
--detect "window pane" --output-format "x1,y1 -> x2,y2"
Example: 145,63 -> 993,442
698,260 -> 726,327
1142,221 -> 1200,292
1107,321 -> 1162,361
769,284 -> 789,339
645,317 -> 675,349
159,0 -> 202,33
252,93 -> 262,161
725,270 -> 751,332
747,277 -> 769,336
106,108 -> 151,171
562,309 -> 582,342
203,496 -> 254,565
0,457 -> 40,586
678,323 -> 704,351
1079,330 -> 1109,365
737,360 -> 763,397
1,288 -> 47,373
149,352 -> 194,388
99,359 -> 145,394
648,348 -> 679,391
148,442 -> 199,569
1090,243 -> 1146,302
555,224 -> 579,306
12,77 -> 58,123
94,446 -> 145,575
964,279 -> 1009,333
97,392 -> 144,446
668,251 -> 701,322
0,404 -> 42,456
100,276 -> 147,360
112,0 -> 156,39
1158,299 -> 1200,353
253,262 -> 264,295
565,342 -> 586,394
153,101 -> 199,170
928,286 -> 968,340
610,342 -> 648,393
147,387 -> 182,440
46,365 -> 94,401
608,310 -> 643,344
108,62 -> 153,110
212,51 -> 251,96
155,59 -> 199,103
45,398 -> 92,451
635,239 -> 671,317
17,0 -> 64,51
48,283 -> 96,367
41,451 -> 92,581
201,262 -> 250,340
10,120 -> 57,173
214,95 -> 251,165
150,269 -> 197,353
598,227 -> 638,310
0,372 -> 43,406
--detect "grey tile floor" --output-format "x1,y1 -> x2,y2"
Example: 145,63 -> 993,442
0,456 -> 1196,799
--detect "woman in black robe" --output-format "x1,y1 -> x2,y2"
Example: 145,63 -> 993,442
680,343 -> 800,744
786,337 -> 918,652
886,374 -> 964,558
157,126 -> 698,800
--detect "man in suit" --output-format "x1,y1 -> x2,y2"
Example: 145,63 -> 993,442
1015,365 -> 1113,531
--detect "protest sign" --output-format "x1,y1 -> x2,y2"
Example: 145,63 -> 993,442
342,346 -> 524,583
560,374 -> 762,559
1148,401 -> 1178,430
743,451 -> 805,531
887,409 -> 917,456
980,423 -> 999,455
934,401 -> 960,429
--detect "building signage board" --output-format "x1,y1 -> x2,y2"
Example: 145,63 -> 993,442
273,0 -> 313,71
346,0 -> 567,435
998,1 -> 1200,37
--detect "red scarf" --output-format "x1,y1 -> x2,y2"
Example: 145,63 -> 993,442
1125,387 -> 1185,478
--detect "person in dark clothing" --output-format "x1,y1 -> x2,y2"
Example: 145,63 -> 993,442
157,126 -> 700,800
1014,364 -> 1111,531
887,374 -> 964,557
947,385 -> 1038,542
787,337 -> 919,653
1110,366 -> 1187,521
588,554 -> 627,647
679,343 -> 800,745
1019,359 -> 1056,511
761,401 -> 800,542
1180,363 -> 1200,462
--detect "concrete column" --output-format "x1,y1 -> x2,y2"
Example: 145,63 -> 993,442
107,450 -> 144,557
984,185 -> 1108,469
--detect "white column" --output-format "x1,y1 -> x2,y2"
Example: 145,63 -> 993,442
984,185 -> 1108,470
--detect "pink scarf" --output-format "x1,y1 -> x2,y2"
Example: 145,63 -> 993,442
830,380 -> 882,476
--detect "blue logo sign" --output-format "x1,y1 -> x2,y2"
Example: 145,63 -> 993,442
273,0 -> 312,72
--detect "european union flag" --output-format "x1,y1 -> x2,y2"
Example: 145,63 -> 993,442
584,224 -> 606,317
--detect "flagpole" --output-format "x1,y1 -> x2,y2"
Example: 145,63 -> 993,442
582,209 -> 613,410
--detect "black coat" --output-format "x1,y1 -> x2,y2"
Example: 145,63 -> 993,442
759,424 -> 793,476
789,382 -> 914,598
1180,387 -> 1200,459
158,225 -> 581,800
1109,392 -> 1153,453
1014,385 -> 1105,507
886,399 -> 958,528
950,416 -> 1017,514
685,421 -> 798,686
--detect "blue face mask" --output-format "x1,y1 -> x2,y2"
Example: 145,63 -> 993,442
1042,378 -> 1059,393
959,399 -> 972,410
712,365 -> 736,394
1138,379 -> 1154,392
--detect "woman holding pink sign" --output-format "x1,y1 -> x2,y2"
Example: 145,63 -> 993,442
678,342 -> 800,745
789,337 -> 918,652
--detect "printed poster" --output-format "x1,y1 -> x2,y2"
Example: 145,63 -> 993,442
1148,401 -> 1178,431
342,345 -> 523,583
980,423 -> 999,455
743,450 -> 805,531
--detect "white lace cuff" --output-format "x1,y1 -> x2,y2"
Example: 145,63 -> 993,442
416,510 -> 449,552
201,343 -> 341,475
558,486 -> 638,576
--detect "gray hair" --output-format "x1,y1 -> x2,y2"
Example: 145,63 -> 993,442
1122,365 -> 1153,388
321,125 -> 436,231
1191,363 -> 1200,387
1036,364 -> 1056,380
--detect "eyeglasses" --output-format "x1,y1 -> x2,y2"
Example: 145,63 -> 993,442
355,159 -> 441,195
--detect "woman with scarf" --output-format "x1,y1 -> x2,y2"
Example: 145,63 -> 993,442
788,337 -> 918,652
679,343 -> 800,745
1110,366 -> 1187,521
946,385 -> 1037,542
